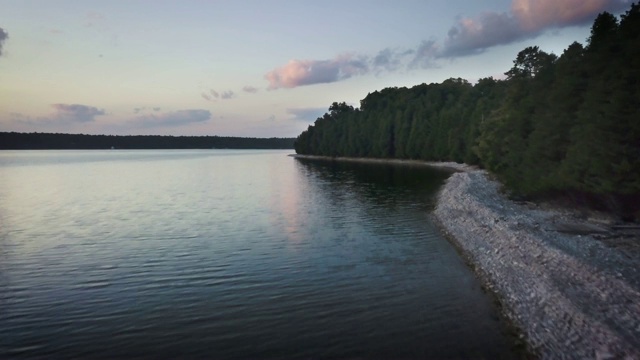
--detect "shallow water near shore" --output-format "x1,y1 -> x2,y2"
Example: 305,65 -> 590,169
0,150 -> 517,358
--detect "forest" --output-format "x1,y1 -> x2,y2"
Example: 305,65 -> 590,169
0,132 -> 295,150
294,4 -> 639,219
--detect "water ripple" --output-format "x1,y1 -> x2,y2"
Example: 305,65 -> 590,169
0,150 -> 516,359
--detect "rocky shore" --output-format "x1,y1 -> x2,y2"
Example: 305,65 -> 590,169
292,155 -> 640,358
432,166 -> 640,359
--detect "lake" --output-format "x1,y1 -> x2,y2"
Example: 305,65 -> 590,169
0,150 -> 518,358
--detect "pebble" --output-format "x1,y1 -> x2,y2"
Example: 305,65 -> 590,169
432,169 -> 640,359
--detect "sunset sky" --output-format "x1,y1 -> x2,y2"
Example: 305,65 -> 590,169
0,0 -> 630,137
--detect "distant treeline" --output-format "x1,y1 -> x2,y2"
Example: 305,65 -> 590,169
0,132 -> 295,150
294,4 -> 640,218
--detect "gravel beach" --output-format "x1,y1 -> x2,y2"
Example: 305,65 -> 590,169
432,167 -> 640,359
293,155 -> 640,358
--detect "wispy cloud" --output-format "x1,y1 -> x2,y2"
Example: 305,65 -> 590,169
201,88 -> 219,102
263,0 -> 627,89
0,27 -> 8,56
201,88 -> 236,101
50,104 -> 106,122
372,48 -> 403,72
265,54 -> 369,90
408,40 -> 440,69
6,106 -> 212,134
133,106 -> 161,114
10,103 -> 106,129
129,109 -> 211,128
264,46 -> 437,89
220,90 -> 235,100
442,12 -> 522,57
513,0 -> 627,31
242,85 -> 259,94
441,0 -> 627,57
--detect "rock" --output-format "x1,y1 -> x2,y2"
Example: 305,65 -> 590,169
433,168 -> 640,359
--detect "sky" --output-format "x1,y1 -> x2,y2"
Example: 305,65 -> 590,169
0,0 -> 631,138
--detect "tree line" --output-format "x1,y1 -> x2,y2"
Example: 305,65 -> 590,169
0,132 -> 295,150
294,4 -> 639,219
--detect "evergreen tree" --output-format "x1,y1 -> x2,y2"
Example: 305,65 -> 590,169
293,2 -> 640,217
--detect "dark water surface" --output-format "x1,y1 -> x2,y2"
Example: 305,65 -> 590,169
0,150 -> 517,359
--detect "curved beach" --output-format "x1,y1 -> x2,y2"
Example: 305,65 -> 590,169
292,155 -> 640,358
433,167 -> 640,359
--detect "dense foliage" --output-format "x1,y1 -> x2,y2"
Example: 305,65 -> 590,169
295,4 -> 640,218
0,132 -> 295,150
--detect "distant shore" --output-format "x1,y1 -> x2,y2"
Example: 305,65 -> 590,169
292,154 -> 640,359
0,132 -> 295,150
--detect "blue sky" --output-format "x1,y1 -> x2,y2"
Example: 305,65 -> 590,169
0,0 -> 630,137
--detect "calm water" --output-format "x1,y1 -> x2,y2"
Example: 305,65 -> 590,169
0,150 -> 517,359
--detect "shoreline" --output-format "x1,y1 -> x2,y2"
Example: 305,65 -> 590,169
289,154 -> 476,172
292,154 -> 640,358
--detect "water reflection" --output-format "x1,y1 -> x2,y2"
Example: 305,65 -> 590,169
294,158 -> 453,208
0,151 -> 517,359
292,158 -> 454,242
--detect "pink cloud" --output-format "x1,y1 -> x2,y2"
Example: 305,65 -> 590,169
265,54 -> 368,90
512,0 -> 625,31
258,0 -> 628,89
442,0 -> 627,57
